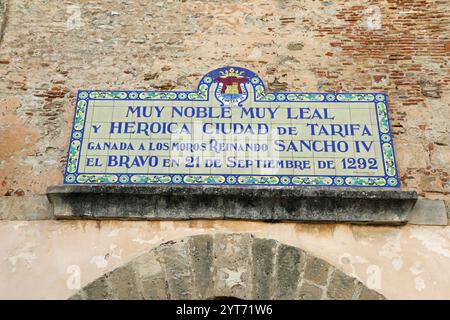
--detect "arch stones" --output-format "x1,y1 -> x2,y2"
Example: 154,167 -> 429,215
70,233 -> 384,300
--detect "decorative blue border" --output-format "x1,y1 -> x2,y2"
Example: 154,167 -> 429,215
64,66 -> 400,188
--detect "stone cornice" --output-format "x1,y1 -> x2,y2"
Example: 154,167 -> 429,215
47,185 -> 417,225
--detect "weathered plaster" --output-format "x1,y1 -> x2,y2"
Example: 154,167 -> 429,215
0,220 -> 449,300
0,0 -> 448,205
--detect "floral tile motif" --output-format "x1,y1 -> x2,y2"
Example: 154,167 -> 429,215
183,175 -> 226,184
130,175 -> 171,184
238,176 -> 279,185
292,176 -> 333,186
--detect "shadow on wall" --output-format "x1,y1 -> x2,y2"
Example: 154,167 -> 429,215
70,233 -> 384,300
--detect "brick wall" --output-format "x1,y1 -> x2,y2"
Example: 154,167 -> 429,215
0,0 -> 448,209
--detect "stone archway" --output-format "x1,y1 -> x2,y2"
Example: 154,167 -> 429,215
70,233 -> 384,300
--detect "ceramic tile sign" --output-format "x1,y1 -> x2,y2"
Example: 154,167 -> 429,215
64,66 -> 399,187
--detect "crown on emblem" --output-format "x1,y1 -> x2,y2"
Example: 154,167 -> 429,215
219,67 -> 245,78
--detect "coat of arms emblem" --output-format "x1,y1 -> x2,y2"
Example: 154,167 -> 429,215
214,67 -> 249,106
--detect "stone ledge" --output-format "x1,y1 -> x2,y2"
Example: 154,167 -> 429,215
47,185 -> 417,225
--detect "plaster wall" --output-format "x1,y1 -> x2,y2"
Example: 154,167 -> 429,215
1,220 -> 450,299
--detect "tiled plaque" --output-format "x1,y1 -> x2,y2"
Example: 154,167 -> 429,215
64,66 -> 399,187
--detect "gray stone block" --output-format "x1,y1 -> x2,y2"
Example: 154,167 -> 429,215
303,255 -> 330,287
408,199 -> 448,226
326,269 -> 358,300
274,244 -> 305,299
68,291 -> 85,300
132,251 -> 168,299
298,282 -> 323,300
188,234 -> 214,299
82,275 -> 112,300
0,195 -> 53,220
446,201 -> 450,219
358,286 -> 385,300
107,265 -> 141,299
252,238 -> 277,299
212,233 -> 253,299
157,240 -> 193,299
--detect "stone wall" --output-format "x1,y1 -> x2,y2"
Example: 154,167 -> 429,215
0,0 -> 449,205
0,0 -> 450,300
